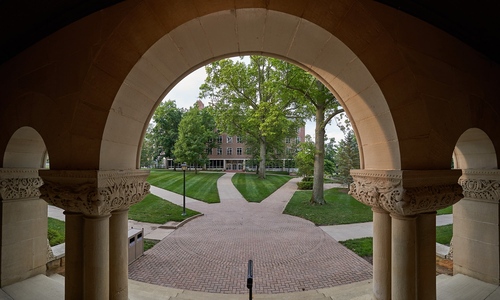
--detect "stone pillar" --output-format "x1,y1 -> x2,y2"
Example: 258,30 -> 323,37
84,214 -> 110,299
39,170 -> 150,300
64,211 -> 84,299
391,214 -> 417,300
372,207 -> 391,299
350,170 -> 463,300
455,169 -> 500,284
109,209 -> 129,300
417,212 -> 436,300
0,169 -> 45,287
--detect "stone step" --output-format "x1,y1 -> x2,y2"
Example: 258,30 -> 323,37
48,273 -> 65,285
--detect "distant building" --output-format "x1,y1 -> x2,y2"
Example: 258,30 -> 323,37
168,100 -> 305,171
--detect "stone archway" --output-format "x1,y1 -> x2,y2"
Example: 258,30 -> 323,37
453,128 -> 500,284
0,126 -> 47,286
100,8 -> 400,171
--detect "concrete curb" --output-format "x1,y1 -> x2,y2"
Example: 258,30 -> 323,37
159,213 -> 204,229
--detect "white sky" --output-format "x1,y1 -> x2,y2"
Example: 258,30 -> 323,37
163,61 -> 345,143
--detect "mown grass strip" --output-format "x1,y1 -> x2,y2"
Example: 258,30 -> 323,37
129,194 -> 200,224
232,173 -> 292,202
148,170 -> 223,203
284,188 -> 373,225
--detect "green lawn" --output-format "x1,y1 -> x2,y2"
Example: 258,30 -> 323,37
48,217 -> 65,246
436,224 -> 453,245
284,188 -> 373,225
232,173 -> 292,202
129,194 -> 200,224
284,188 -> 454,225
340,224 -> 453,257
147,169 -> 223,203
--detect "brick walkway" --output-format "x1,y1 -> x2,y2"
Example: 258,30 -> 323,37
128,174 -> 373,294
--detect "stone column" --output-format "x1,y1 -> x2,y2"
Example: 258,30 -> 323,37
417,212 -> 437,300
0,169 -> 45,287
391,214 -> 417,300
39,169 -> 150,300
109,209 -> 129,300
350,170 -> 463,300
64,211 -> 84,299
84,214 -> 110,299
455,169 -> 500,284
372,207 -> 391,300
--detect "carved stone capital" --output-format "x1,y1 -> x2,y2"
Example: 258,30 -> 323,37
0,168 -> 43,200
458,169 -> 500,203
350,170 -> 463,216
39,170 -> 150,216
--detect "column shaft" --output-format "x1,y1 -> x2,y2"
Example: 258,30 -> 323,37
372,208 -> 391,300
417,212 -> 437,300
84,214 -> 110,300
392,214 -> 417,300
109,209 -> 129,300
64,211 -> 84,300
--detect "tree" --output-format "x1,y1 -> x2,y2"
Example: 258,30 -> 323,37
151,100 -> 184,169
333,130 -> 360,185
173,105 -> 218,173
140,124 -> 156,168
199,56 -> 305,179
295,135 -> 315,178
272,60 -> 345,205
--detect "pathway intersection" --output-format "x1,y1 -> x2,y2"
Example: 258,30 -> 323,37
128,174 -> 373,294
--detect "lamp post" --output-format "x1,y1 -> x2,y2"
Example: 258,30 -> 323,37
181,162 -> 187,216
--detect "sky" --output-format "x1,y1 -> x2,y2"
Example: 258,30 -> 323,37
162,60 -> 345,143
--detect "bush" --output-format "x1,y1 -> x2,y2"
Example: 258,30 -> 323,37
297,177 -> 313,190
48,228 -> 65,246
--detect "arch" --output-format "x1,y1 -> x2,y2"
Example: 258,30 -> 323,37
453,128 -> 497,169
3,126 -> 48,169
100,8 -> 399,171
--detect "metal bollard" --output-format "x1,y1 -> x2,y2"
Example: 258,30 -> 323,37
247,260 -> 253,299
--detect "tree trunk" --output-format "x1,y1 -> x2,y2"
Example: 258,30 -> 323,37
258,138 -> 266,179
311,106 -> 326,205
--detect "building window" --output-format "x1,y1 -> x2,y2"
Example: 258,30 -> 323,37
207,148 -> 213,155
236,136 -> 242,143
296,137 -> 301,143
227,147 -> 233,155
217,135 -> 223,144
227,136 -> 233,143
285,137 -> 290,144
217,148 -> 222,155
246,147 -> 251,154
237,147 -> 242,155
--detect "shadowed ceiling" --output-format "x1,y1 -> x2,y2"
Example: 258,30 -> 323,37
0,0 -> 499,65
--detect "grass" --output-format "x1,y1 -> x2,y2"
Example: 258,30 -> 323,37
144,239 -> 159,251
48,217 -> 65,246
340,224 -> 454,257
232,173 -> 292,202
284,188 -> 373,225
148,170 -> 223,203
437,206 -> 453,215
129,194 -> 200,224
340,238 -> 373,257
436,224 -> 453,245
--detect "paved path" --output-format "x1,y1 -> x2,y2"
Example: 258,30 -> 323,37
128,174 -> 373,294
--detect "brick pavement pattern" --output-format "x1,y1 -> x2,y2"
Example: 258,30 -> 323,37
129,174 -> 373,294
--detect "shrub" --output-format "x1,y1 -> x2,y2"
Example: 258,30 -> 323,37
297,177 -> 313,190
48,228 -> 65,246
